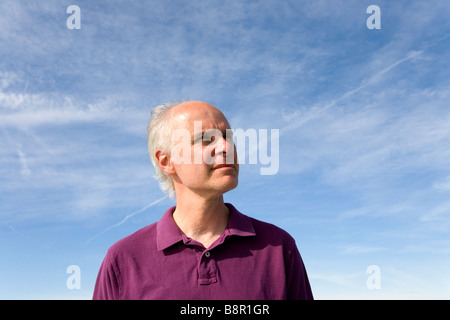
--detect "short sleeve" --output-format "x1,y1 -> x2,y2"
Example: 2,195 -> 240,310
285,241 -> 314,300
92,250 -> 121,300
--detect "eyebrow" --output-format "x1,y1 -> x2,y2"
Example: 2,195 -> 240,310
192,129 -> 229,143
192,130 -> 206,142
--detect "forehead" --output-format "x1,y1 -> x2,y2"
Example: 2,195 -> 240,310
170,101 -> 230,130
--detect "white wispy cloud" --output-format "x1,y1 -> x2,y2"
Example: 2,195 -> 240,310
0,71 -> 159,223
86,195 -> 168,244
15,143 -> 32,176
338,245 -> 387,255
0,84 -> 140,129
310,271 -> 362,289
433,177 -> 450,191
278,40 -> 441,137
420,202 -> 450,223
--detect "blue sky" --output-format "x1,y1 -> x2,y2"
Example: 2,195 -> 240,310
1,0 -> 450,299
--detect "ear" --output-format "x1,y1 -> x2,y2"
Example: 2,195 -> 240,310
155,149 -> 176,175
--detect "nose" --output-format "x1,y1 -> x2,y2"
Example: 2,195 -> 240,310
211,135 -> 231,155
210,132 -> 236,165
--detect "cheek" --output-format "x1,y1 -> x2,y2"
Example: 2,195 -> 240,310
173,162 -> 211,180
191,145 -> 207,165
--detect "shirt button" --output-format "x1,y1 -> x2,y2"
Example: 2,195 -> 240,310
204,251 -> 211,258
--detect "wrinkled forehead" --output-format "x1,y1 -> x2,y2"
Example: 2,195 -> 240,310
169,101 -> 231,132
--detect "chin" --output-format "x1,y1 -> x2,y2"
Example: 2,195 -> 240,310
221,177 -> 239,193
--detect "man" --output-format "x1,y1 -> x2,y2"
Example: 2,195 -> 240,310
93,101 -> 313,299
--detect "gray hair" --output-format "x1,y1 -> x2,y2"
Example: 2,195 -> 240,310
147,101 -> 182,199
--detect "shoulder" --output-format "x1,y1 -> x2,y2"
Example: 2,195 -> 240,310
107,222 -> 158,259
249,216 -> 296,245
246,215 -> 300,256
227,203 -> 298,248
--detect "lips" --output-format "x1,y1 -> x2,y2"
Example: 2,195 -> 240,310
212,164 -> 235,170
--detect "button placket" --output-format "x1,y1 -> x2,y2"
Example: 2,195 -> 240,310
194,232 -> 230,285
197,249 -> 217,285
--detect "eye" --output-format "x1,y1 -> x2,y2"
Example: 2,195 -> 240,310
192,133 -> 204,145
201,133 -> 215,146
202,130 -> 219,142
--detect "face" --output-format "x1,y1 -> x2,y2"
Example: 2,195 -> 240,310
161,101 -> 239,198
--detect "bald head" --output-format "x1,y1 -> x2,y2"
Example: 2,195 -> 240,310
169,101 -> 230,131
171,101 -> 223,115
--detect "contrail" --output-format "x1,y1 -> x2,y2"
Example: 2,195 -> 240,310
86,195 -> 168,244
280,34 -> 450,135
281,50 -> 424,135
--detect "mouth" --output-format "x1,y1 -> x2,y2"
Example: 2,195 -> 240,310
211,164 -> 236,170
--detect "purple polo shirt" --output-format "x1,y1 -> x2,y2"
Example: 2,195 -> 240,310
93,203 -> 313,300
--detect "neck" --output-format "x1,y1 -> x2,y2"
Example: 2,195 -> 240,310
172,192 -> 229,249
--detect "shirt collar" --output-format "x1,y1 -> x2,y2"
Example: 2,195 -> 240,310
156,203 -> 256,251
